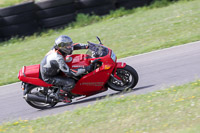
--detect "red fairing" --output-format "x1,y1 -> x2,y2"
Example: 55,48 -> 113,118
65,54 -> 91,69
116,62 -> 126,68
70,50 -> 115,96
18,64 -> 52,87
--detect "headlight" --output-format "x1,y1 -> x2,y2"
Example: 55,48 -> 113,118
111,51 -> 116,62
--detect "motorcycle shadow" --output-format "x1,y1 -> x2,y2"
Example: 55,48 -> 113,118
48,84 -> 155,110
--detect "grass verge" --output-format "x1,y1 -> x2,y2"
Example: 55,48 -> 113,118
0,0 -> 200,85
0,80 -> 200,132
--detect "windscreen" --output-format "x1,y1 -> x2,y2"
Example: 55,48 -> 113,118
86,42 -> 109,58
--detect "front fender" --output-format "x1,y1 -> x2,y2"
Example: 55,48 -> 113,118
116,62 -> 126,68
112,62 -> 127,80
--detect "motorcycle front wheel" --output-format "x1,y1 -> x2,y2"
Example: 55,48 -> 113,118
24,85 -> 57,109
107,65 -> 138,91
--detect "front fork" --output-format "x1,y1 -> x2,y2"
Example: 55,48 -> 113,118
110,62 -> 127,86
112,62 -> 127,80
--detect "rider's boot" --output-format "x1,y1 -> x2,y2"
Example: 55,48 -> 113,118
55,89 -> 72,103
59,89 -> 72,103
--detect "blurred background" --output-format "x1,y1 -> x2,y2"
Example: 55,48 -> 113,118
0,0 -> 154,40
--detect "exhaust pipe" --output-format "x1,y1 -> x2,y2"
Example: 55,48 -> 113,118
23,94 -> 54,103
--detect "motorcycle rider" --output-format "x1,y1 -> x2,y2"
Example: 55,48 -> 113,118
40,35 -> 93,103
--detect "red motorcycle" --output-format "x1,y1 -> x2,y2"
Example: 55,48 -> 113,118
18,37 -> 138,109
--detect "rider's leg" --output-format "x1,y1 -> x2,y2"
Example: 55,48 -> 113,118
43,76 -> 75,102
50,76 -> 75,92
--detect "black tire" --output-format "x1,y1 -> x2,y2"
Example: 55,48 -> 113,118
77,4 -> 115,16
35,0 -> 74,9
1,11 -> 36,26
0,21 -> 38,37
0,17 -> 5,26
39,13 -> 76,28
24,85 -> 57,110
36,4 -> 76,19
0,2 -> 36,17
0,17 -> 5,38
0,38 -> 3,42
75,0 -> 113,9
116,0 -> 150,9
107,65 -> 139,91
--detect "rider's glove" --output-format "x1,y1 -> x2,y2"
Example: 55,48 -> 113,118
85,59 -> 101,73
85,64 -> 94,73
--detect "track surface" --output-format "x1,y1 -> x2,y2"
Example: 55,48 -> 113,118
0,41 -> 200,124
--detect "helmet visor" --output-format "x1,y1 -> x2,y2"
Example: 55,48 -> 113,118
57,42 -> 72,48
60,44 -> 73,54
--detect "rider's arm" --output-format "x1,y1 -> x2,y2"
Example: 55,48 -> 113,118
57,54 -> 86,76
70,68 -> 86,76
73,43 -> 89,50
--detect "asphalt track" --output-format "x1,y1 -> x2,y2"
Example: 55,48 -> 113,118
0,41 -> 200,124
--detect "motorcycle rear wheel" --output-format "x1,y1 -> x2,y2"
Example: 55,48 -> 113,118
24,85 -> 57,109
107,65 -> 138,91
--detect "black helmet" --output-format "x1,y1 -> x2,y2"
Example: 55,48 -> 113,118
54,35 -> 73,55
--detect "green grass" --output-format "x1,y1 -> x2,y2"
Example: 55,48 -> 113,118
0,0 -> 200,85
1,80 -> 200,132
